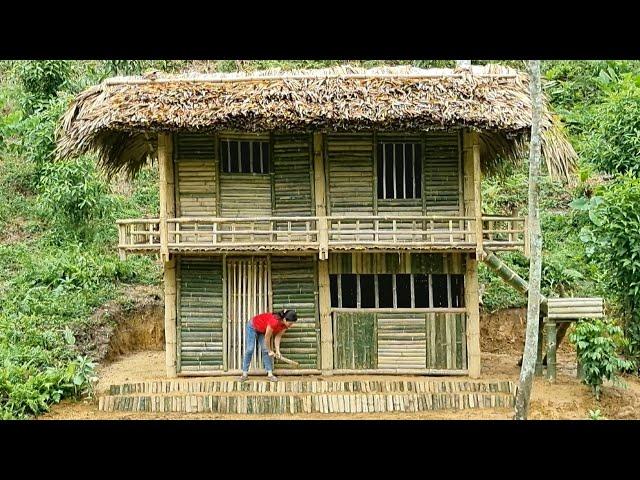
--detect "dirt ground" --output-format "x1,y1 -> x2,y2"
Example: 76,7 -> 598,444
39,307 -> 640,420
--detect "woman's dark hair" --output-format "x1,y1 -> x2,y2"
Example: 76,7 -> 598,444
275,309 -> 298,322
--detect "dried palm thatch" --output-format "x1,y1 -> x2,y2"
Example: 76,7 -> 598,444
56,64 -> 577,181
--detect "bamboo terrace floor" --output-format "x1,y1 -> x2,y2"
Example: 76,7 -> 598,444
98,378 -> 515,414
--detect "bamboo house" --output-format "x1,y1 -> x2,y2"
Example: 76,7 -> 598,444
57,64 -> 578,379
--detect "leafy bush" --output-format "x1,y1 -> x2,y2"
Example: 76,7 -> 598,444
569,319 -> 634,400
37,155 -> 112,238
17,61 -> 69,113
542,60 -> 638,133
578,74 -> 640,176
576,176 -> 640,358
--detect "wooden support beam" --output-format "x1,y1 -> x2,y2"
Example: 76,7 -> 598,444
164,256 -> 177,377
465,255 -> 481,378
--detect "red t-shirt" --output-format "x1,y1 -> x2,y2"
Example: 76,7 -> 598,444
251,312 -> 288,334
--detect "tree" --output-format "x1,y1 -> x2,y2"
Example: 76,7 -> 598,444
514,60 -> 543,420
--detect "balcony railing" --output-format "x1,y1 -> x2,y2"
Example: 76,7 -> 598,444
327,216 -> 475,249
482,216 -> 528,252
117,215 -> 528,258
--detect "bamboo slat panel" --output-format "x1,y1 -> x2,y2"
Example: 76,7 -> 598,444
271,256 -> 318,369
327,133 -> 375,217
220,174 -> 272,218
424,132 -> 461,224
546,297 -> 604,320
273,134 -> 313,216
425,312 -> 467,370
226,257 -> 270,371
377,314 -> 427,369
178,257 -> 223,372
334,312 -> 376,369
175,134 -> 217,216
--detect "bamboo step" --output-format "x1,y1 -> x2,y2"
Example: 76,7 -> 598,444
98,391 -> 515,414
98,379 -> 516,413
107,379 -> 515,396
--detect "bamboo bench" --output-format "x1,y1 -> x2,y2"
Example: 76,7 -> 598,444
543,297 -> 604,382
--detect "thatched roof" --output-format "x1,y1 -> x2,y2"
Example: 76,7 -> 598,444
56,64 -> 577,181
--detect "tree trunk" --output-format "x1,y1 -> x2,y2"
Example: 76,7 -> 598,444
514,60 -> 543,420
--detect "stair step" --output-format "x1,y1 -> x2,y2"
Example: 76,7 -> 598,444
98,391 -> 515,413
108,379 -> 516,396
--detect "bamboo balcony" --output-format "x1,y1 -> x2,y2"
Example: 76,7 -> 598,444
116,216 -> 528,257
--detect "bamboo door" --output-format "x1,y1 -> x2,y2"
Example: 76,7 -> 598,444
226,257 -> 271,371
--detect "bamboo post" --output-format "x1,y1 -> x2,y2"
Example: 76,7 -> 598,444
524,216 -> 531,257
118,224 -> 126,260
158,133 -> 174,263
313,132 -> 329,260
158,133 -> 177,377
472,133 -> 484,260
313,132 -> 333,373
535,318 -> 544,376
463,130 -> 475,244
222,254 -> 228,372
577,354 -> 584,380
465,255 -> 481,378
545,319 -> 557,382
164,257 -> 177,377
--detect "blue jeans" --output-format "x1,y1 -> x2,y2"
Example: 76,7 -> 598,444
241,322 -> 273,373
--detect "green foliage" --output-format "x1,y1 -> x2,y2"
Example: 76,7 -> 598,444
17,61 -> 70,113
576,176 -> 640,357
479,252 -> 529,312
0,354 -> 97,418
569,319 -> 634,400
578,74 -> 640,176
480,159 -> 598,311
542,60 -> 638,133
37,156 -> 113,239
588,409 -> 605,420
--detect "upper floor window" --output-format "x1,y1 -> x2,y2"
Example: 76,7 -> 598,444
221,139 -> 270,173
377,142 -> 422,200
330,273 -> 464,309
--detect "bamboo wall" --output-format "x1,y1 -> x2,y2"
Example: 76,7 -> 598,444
172,130 -> 464,220
329,252 -> 467,371
177,257 -> 224,372
272,134 -> 314,216
271,256 -> 319,369
424,132 -> 462,216
333,311 -> 466,371
324,131 -> 462,217
327,133 -> 375,215
174,134 -> 218,216
219,175 -> 272,217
